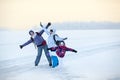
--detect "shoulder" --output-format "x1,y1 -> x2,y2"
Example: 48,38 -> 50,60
36,32 -> 39,34
36,32 -> 40,35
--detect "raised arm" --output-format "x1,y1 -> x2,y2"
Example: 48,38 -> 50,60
39,22 -> 51,36
43,27 -> 50,35
55,35 -> 67,41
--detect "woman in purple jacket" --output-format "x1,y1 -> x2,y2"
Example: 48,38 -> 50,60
20,23 -> 52,67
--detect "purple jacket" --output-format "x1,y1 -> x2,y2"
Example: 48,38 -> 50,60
21,30 -> 46,47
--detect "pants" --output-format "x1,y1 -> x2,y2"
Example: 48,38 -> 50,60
35,44 -> 51,65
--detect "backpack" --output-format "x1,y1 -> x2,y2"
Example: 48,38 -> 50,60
53,34 -> 65,46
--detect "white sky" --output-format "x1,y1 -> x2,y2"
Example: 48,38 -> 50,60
0,0 -> 120,29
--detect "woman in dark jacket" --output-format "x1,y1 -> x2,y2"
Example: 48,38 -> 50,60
20,23 -> 52,66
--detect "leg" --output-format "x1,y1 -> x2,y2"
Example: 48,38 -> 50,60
43,45 -> 52,66
48,47 -> 57,51
35,46 -> 42,66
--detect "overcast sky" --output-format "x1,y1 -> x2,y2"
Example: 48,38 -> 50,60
0,0 -> 120,30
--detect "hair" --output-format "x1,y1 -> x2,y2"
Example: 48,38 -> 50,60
50,29 -> 53,32
29,30 -> 34,35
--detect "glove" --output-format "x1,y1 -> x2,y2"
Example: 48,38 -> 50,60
47,22 -> 51,26
63,37 -> 68,40
40,22 -> 43,27
72,50 -> 77,53
20,45 -> 23,49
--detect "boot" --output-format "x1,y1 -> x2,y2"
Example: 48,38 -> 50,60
35,64 -> 38,66
47,48 -> 56,51
49,63 -> 52,66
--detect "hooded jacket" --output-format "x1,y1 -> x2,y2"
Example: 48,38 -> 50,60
43,27 -> 65,48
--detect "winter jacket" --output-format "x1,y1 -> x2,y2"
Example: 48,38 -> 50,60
43,28 -> 65,48
21,30 -> 46,48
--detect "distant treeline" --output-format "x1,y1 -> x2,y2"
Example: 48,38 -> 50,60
0,22 -> 120,31
52,22 -> 120,30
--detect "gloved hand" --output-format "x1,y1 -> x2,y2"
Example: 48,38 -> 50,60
40,22 -> 51,28
63,37 -> 68,40
40,22 -> 43,27
47,22 -> 51,26
20,45 -> 23,49
72,50 -> 77,53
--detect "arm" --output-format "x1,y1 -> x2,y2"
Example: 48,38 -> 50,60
43,27 -> 50,35
38,28 -> 44,36
39,22 -> 51,36
20,39 -> 33,49
55,35 -> 67,41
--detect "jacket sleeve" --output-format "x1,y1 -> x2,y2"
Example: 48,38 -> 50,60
38,23 -> 51,36
38,28 -> 44,36
55,35 -> 65,41
22,39 -> 33,47
43,27 -> 50,35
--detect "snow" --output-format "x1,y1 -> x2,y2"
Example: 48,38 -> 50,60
0,30 -> 120,80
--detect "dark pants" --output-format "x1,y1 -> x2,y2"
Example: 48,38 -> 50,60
35,45 -> 51,66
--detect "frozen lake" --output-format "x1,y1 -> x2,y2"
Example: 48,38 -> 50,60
0,30 -> 120,80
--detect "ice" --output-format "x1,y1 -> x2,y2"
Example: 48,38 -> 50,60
0,30 -> 120,80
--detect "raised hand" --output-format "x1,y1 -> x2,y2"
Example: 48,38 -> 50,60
47,22 -> 51,27
40,22 -> 43,27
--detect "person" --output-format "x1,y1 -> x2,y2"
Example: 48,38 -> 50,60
20,23 -> 52,66
40,23 -> 77,58
48,42 -> 77,58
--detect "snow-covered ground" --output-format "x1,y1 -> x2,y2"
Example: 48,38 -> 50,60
0,30 -> 120,80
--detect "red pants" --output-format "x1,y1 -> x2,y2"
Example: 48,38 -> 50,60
51,46 -> 74,58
